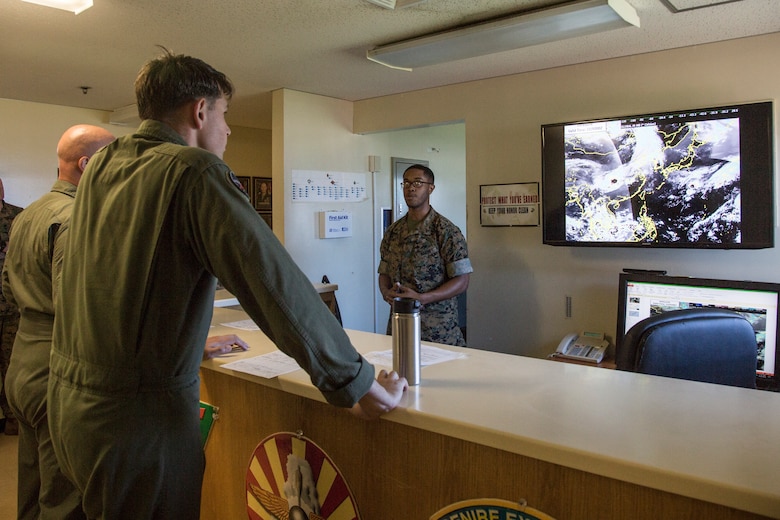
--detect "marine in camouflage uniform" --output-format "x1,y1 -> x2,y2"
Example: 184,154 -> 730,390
0,182 -> 24,433
378,165 -> 472,347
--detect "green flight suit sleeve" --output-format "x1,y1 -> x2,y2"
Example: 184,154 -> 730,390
182,166 -> 375,408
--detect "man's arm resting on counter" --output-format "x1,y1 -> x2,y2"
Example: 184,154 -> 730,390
350,369 -> 408,420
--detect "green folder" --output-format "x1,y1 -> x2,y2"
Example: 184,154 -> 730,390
199,401 -> 219,449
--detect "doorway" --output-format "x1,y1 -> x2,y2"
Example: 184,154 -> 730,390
378,139 -> 467,340
371,123 -> 466,335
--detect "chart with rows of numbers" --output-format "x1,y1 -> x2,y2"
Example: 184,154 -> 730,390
292,170 -> 368,202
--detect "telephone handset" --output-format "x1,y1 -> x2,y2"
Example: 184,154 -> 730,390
555,331 -> 609,363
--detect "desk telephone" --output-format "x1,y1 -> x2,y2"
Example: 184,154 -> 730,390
555,332 -> 609,363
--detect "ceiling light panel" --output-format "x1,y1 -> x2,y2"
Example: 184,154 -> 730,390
364,0 -> 427,8
367,0 -> 640,70
21,0 -> 93,14
660,0 -> 743,12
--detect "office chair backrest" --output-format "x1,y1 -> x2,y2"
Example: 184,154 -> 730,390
616,308 -> 757,388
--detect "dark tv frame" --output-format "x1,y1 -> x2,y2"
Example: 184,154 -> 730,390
541,101 -> 774,249
615,271 -> 780,391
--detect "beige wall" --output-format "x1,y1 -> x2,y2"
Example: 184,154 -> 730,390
354,33 -> 780,357
3,32 -> 779,356
0,97 -> 269,207
274,89 -> 383,331
224,126 -> 271,179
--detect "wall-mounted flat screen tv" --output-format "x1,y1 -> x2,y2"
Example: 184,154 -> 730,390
541,101 -> 774,248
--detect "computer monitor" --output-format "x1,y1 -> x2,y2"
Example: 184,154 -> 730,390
615,270 -> 779,390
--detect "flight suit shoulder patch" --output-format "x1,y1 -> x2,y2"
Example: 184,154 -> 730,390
227,171 -> 250,201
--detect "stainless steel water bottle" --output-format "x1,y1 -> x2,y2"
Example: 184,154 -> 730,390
391,297 -> 421,385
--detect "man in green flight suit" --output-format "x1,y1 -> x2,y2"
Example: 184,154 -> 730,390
3,124 -> 116,520
48,49 -> 407,520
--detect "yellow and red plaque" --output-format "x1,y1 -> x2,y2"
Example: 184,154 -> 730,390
246,432 -> 360,520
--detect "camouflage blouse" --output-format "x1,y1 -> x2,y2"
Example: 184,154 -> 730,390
378,208 -> 472,346
0,199 -> 24,315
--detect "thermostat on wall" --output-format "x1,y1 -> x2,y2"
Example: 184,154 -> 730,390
319,211 -> 353,238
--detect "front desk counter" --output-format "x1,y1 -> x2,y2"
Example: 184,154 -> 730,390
200,307 -> 780,520
214,284 -> 338,312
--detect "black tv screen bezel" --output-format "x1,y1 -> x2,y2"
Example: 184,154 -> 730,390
615,271 -> 780,391
541,101 -> 774,249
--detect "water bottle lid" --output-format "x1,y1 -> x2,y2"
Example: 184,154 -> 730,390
392,297 -> 420,314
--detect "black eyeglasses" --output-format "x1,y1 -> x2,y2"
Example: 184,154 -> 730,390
401,180 -> 433,189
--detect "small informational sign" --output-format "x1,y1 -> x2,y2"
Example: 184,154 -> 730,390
319,211 -> 353,238
430,498 -> 556,520
480,182 -> 540,227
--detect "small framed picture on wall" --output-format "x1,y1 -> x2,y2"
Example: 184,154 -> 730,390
253,177 -> 272,211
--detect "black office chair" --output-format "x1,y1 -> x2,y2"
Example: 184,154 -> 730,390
616,308 -> 757,388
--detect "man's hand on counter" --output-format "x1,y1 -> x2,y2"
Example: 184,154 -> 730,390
350,369 -> 408,420
203,334 -> 250,360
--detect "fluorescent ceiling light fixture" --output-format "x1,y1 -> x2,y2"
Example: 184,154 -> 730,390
21,0 -> 93,14
364,0 -> 427,8
367,0 -> 640,70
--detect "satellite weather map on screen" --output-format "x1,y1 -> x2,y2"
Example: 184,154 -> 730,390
565,114 -> 740,243
542,102 -> 773,249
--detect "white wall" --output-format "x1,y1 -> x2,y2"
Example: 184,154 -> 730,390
275,91 -> 468,334
384,123 -> 467,233
274,90 -> 382,332
372,124 -> 467,332
0,99 -> 136,206
354,33 -> 780,358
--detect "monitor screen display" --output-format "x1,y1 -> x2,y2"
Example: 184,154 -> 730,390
542,101 -> 774,249
615,271 -> 779,390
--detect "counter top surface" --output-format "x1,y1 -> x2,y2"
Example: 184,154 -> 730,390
203,307 -> 780,518
214,284 -> 337,307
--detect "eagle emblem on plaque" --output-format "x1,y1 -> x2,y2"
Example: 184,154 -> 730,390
246,431 -> 360,520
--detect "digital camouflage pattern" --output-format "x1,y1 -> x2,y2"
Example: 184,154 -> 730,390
379,208 -> 472,346
0,199 -> 23,316
0,198 -> 22,422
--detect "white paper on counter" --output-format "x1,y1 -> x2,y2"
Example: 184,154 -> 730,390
220,319 -> 260,331
221,351 -> 300,378
363,344 -> 466,368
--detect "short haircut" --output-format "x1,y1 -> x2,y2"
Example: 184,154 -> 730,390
135,47 -> 234,121
404,164 -> 434,184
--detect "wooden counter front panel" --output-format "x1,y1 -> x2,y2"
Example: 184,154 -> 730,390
199,369 -> 770,520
